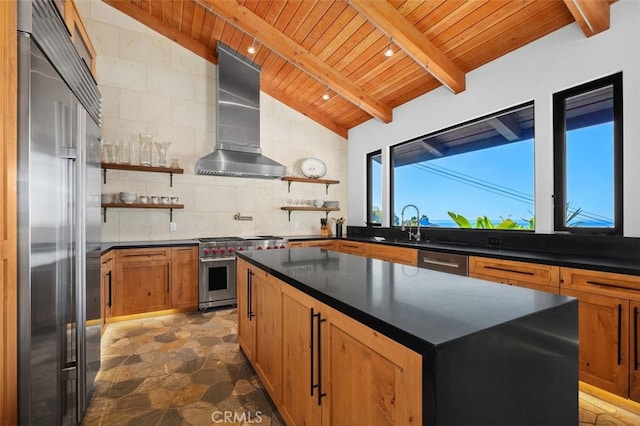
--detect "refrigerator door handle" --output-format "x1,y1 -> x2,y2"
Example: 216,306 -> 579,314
61,146 -> 77,160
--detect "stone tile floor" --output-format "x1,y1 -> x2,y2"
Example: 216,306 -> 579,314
83,308 -> 640,425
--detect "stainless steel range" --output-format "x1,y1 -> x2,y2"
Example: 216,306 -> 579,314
198,236 -> 287,310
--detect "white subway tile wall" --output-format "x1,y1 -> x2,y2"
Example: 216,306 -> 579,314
77,0 -> 348,241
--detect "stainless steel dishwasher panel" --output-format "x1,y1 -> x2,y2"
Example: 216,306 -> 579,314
417,250 -> 469,276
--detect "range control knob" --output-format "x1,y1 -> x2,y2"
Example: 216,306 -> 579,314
228,247 -> 235,253
204,248 -> 210,255
257,246 -> 263,250
280,245 -> 286,249
238,247 -> 245,251
266,245 -> 272,250
220,248 -> 226,254
212,248 -> 218,255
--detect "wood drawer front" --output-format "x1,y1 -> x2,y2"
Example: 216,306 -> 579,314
366,244 -> 417,266
561,268 -> 640,296
116,247 -> 171,262
287,241 -> 305,249
469,272 -> 509,285
305,240 -> 336,249
469,256 -> 559,287
337,241 -> 366,255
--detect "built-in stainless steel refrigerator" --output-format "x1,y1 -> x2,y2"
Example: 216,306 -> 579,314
17,1 -> 101,424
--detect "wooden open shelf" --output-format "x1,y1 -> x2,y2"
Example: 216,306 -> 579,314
282,176 -> 339,194
101,162 -> 184,186
281,206 -> 340,221
101,203 -> 184,222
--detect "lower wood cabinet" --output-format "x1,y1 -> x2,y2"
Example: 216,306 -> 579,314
560,267 -> 640,402
469,256 -> 560,293
238,259 -> 422,425
114,248 -> 172,316
289,240 -> 337,250
366,243 -> 417,266
237,259 -> 282,401
100,251 -> 114,330
296,239 -> 418,266
170,246 -> 198,310
109,246 -> 198,318
335,240 -> 367,256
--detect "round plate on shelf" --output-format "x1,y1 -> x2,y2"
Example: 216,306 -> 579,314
300,158 -> 327,179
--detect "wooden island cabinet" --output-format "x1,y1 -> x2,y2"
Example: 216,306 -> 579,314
237,250 -> 577,425
237,257 -> 422,425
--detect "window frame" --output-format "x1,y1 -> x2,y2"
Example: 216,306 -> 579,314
366,150 -> 382,227
552,72 -> 623,236
389,101 -> 535,230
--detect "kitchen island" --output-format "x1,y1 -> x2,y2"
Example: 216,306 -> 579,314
238,248 -> 578,425
237,248 -> 578,425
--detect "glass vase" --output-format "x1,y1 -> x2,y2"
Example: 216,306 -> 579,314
139,133 -> 153,166
154,142 -> 171,167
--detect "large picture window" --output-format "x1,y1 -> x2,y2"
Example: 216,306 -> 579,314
390,103 -> 535,230
367,150 -> 382,226
553,73 -> 622,235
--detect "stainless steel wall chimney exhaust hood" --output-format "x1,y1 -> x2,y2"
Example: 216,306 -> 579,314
195,43 -> 286,179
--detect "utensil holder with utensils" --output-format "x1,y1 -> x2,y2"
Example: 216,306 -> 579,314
320,218 -> 332,236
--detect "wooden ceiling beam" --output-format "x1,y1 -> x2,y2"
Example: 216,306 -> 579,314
102,0 -> 217,63
562,0 -> 610,37
197,0 -> 392,124
262,84 -> 349,139
350,0 -> 465,94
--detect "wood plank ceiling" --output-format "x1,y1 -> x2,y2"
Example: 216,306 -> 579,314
102,0 -> 614,139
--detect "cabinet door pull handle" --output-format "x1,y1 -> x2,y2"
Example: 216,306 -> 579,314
484,265 -> 534,276
310,309 -> 327,405
107,270 -> 112,308
247,270 -> 255,320
634,307 -> 638,370
618,303 -> 623,365
316,311 -> 327,406
166,265 -> 170,293
587,280 -> 625,290
310,308 -> 315,397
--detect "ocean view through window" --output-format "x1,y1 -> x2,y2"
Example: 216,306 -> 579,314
390,103 -> 535,230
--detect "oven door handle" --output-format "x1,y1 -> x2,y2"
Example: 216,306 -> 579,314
199,257 -> 236,262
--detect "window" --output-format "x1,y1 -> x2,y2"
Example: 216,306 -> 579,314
390,103 -> 535,230
553,73 -> 622,235
367,150 -> 382,226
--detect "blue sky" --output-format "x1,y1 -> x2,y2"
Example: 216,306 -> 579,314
373,122 -> 613,227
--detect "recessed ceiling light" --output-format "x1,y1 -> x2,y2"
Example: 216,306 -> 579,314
322,92 -> 330,101
247,38 -> 257,54
384,37 -> 394,57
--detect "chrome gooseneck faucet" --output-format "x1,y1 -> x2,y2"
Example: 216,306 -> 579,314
400,204 -> 421,241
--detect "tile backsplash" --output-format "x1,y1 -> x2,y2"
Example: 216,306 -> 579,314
78,0 -> 348,242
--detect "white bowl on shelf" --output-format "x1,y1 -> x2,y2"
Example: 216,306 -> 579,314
101,194 -> 115,204
119,192 -> 137,204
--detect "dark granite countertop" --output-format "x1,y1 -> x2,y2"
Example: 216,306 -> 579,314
101,239 -> 197,253
238,248 -> 575,354
287,235 -> 640,276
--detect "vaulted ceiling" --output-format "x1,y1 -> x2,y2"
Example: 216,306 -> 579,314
102,0 -> 614,138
